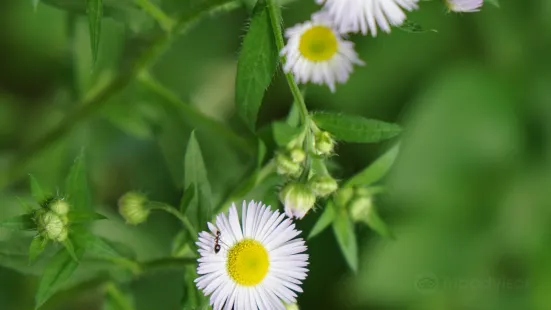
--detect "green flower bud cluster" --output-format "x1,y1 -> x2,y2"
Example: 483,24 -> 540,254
280,173 -> 339,220
276,148 -> 306,178
313,131 -> 335,156
118,191 -> 150,225
36,199 -> 71,242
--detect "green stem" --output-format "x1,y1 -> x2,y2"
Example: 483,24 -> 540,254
266,0 -> 309,126
104,282 -> 135,310
138,72 -> 255,153
134,0 -> 175,32
148,202 -> 197,237
0,0 -> 239,190
141,257 -> 196,272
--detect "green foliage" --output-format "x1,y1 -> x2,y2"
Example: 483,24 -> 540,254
308,201 -> 335,239
235,0 -> 278,131
29,175 -> 48,204
312,112 -> 402,143
346,143 -> 400,187
485,0 -> 500,7
332,207 -> 358,273
65,151 -> 92,211
28,237 -> 48,265
68,211 -> 107,223
86,0 -> 103,66
0,214 -> 35,231
272,121 -> 303,147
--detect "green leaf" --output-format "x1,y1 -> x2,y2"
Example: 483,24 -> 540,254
68,211 -> 106,224
272,122 -> 303,147
257,139 -> 267,168
363,204 -> 395,239
345,143 -> 400,187
35,247 -> 84,309
103,283 -> 136,310
29,237 -> 48,265
398,20 -> 437,34
184,131 -> 213,230
308,201 -> 335,239
86,0 -> 103,66
63,239 -> 79,262
65,151 -> 92,211
17,197 -> 35,213
332,209 -> 358,273
29,174 -> 48,204
0,214 -> 35,231
312,112 -> 402,143
485,0 -> 499,8
235,1 -> 278,131
179,184 -> 196,214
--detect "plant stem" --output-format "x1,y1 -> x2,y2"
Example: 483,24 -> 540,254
104,282 -> 134,310
265,0 -> 309,125
148,202 -> 197,237
141,257 -> 196,272
0,0 -> 239,190
134,0 -> 175,32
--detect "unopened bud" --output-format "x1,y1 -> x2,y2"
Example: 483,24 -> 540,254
334,187 -> 354,209
314,131 -> 335,155
276,153 -> 302,177
39,211 -> 68,242
49,199 -> 70,216
289,148 -> 306,164
285,303 -> 300,310
309,175 -> 338,197
349,197 -> 373,223
280,182 -> 316,219
118,192 -> 149,225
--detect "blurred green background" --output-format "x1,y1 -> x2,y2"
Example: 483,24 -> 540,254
1,0 -> 551,309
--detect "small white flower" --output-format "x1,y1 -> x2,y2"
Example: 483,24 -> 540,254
316,0 -> 419,36
195,201 -> 309,310
280,13 -> 364,92
446,0 -> 483,12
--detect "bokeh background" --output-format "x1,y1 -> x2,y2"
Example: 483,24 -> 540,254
1,0 -> 551,309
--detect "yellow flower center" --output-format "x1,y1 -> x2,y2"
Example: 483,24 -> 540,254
299,26 -> 338,62
226,239 -> 269,286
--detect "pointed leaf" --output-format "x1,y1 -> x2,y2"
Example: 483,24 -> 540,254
86,0 -> 103,66
332,209 -> 358,272
17,197 -> 35,213
0,214 -> 35,231
364,204 -> 395,239
35,247 -> 83,309
103,282 -> 136,310
308,201 -> 335,239
179,183 -> 196,214
68,211 -> 106,224
235,1 -> 278,130
345,143 -> 400,187
29,175 -> 47,203
63,239 -> 79,262
29,237 -> 48,264
184,131 -> 212,230
272,122 -> 303,147
312,112 -> 402,143
65,151 -> 92,210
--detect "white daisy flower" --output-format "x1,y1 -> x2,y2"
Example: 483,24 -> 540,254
280,13 -> 364,92
195,200 -> 309,310
445,0 -> 483,12
316,0 -> 420,36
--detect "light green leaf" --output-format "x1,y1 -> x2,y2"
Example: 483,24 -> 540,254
63,239 -> 79,262
308,201 -> 335,239
345,143 -> 400,187
235,1 -> 278,131
29,237 -> 48,264
86,0 -> 103,66
184,131 -> 213,230
364,204 -> 395,239
35,248 -> 83,309
29,174 -> 48,204
332,209 -> 358,273
0,214 -> 35,231
68,211 -> 106,224
312,112 -> 402,143
286,102 -> 300,127
65,151 -> 92,211
272,122 -> 303,147
485,0 -> 499,8
257,139 -> 267,168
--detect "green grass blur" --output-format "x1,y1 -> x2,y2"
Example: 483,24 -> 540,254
1,0 -> 551,309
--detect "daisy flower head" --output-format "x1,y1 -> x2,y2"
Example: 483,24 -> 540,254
280,12 -> 364,92
195,201 -> 309,310
316,0 -> 419,36
445,0 -> 483,12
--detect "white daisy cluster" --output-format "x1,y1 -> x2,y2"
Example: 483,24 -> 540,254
281,0 -> 485,92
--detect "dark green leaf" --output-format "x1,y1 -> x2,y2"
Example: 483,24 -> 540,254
332,209 -> 358,273
272,122 -> 303,147
257,139 -> 267,168
68,211 -> 106,224
29,174 -> 47,203
312,112 -> 402,143
35,248 -> 84,309
0,214 -> 35,231
65,151 -> 92,211
184,131 -> 213,230
308,201 -> 335,239
346,143 -> 400,187
29,237 -> 48,265
86,0 -> 103,66
235,1 -> 278,130
179,184 -> 195,214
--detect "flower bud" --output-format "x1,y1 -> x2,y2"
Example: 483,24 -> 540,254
309,175 -> 338,197
314,131 -> 335,155
280,182 -> 316,219
349,196 -> 373,223
285,303 -> 300,310
49,199 -> 70,216
334,187 -> 354,209
118,192 -> 150,225
289,148 -> 306,164
39,211 -> 68,242
276,153 -> 302,177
